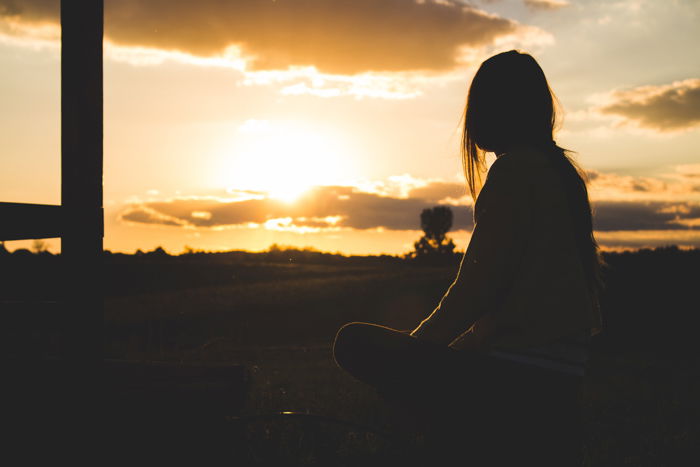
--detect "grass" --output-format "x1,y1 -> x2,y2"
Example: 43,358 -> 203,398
101,260 -> 699,466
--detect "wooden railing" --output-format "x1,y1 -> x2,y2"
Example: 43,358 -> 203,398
0,202 -> 63,241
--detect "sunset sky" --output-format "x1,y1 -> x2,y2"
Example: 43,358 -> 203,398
1,0 -> 699,255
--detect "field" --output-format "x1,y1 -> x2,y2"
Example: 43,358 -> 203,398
4,247 -> 700,465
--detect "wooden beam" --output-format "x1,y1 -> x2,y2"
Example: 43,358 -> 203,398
61,1 -> 103,360
0,202 -> 62,241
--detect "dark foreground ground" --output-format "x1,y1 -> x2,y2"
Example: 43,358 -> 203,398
3,247 -> 700,465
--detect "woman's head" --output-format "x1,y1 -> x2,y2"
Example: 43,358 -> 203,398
462,50 -> 559,197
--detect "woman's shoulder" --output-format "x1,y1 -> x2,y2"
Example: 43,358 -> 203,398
492,146 -> 554,171
476,147 -> 561,216
475,154 -> 531,219
487,147 -> 562,191
482,148 -> 544,191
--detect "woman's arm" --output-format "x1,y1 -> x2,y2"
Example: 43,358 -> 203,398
410,159 -> 530,345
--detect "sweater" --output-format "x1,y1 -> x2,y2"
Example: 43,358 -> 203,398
412,146 -> 602,354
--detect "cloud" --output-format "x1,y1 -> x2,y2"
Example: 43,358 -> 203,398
524,0 -> 570,11
597,79 -> 700,132
593,201 -> 700,231
118,168 -> 700,253
671,164 -> 700,182
1,0 -> 531,75
119,181 -> 700,237
581,167 -> 700,232
586,169 -> 669,199
120,184 -> 475,232
408,181 -> 467,203
585,166 -> 700,201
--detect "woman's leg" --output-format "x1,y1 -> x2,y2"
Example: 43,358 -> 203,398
334,323 -> 584,465
333,322 -> 464,398
333,322 -> 470,459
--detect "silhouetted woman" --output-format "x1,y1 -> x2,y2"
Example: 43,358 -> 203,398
333,50 -> 603,466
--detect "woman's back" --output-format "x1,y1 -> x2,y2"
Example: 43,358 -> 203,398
452,145 -> 600,352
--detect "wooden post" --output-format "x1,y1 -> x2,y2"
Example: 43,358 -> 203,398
3,4 -> 104,462
60,1 -> 103,361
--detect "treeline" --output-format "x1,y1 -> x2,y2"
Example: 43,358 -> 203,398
0,242 -> 406,265
2,240 -> 697,267
2,242 -> 699,358
125,244 -> 406,266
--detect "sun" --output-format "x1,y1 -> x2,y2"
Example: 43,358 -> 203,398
267,183 -> 309,204
219,121 -> 354,202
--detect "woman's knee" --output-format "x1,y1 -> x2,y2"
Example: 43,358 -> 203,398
333,322 -> 369,370
333,322 -> 414,372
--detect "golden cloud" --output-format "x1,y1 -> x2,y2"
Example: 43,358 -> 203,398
586,166 -> 700,202
119,185 -> 475,232
1,0 -> 529,74
117,170 -> 700,239
597,78 -> 700,132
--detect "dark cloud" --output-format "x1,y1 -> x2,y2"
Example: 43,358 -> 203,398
598,79 -> 700,132
596,233 -> 700,250
119,207 -> 184,227
593,201 -> 700,231
120,185 -> 700,235
120,186 -> 475,231
0,0 -> 525,74
0,0 -> 55,18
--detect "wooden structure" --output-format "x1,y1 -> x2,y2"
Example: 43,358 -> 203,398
0,3 -> 104,462
1,3 -> 246,462
0,2 -> 103,361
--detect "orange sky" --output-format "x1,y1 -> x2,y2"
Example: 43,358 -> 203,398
1,0 -> 699,254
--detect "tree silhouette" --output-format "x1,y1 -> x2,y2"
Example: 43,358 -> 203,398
31,239 -> 48,254
147,246 -> 169,258
412,206 -> 456,259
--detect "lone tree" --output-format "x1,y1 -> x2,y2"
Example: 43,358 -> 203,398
31,239 -> 48,254
412,206 -> 456,259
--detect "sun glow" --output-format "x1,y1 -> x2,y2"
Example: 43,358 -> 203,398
218,121 -> 356,203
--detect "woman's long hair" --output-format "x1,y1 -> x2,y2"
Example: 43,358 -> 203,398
462,50 -> 604,311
